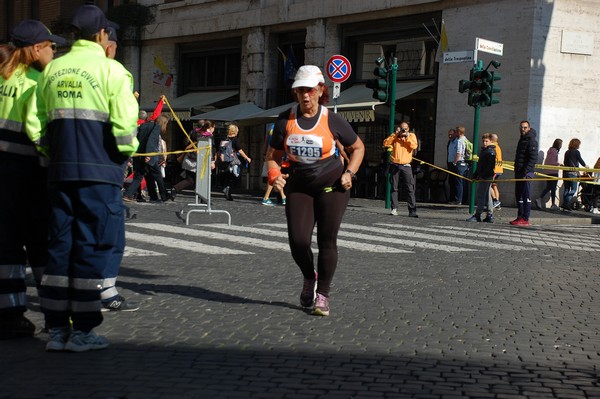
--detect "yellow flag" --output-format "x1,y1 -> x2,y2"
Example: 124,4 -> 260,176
435,20 -> 448,63
154,56 -> 169,74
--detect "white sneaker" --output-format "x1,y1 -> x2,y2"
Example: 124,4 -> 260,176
535,198 -> 542,209
390,208 -> 398,216
64,330 -> 109,352
592,208 -> 600,214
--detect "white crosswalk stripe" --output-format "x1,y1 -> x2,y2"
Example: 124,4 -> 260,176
427,224 -> 600,252
374,223 -> 534,251
126,230 -> 252,255
205,223 -> 411,253
123,220 -> 599,257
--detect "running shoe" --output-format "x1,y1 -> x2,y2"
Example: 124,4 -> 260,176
493,200 -> 502,209
261,199 -> 274,206
483,214 -> 494,223
390,208 -> 398,216
300,271 -> 318,308
509,217 -> 524,225
64,330 -> 109,352
46,326 -> 70,351
281,198 -> 286,205
466,214 -> 481,222
102,295 -> 139,312
312,293 -> 330,316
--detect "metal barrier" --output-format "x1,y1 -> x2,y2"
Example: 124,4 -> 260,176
185,137 -> 232,226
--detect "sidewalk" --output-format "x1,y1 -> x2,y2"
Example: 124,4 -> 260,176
207,188 -> 599,226
346,196 -> 600,226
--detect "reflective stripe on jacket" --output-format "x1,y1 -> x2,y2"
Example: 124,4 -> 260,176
37,40 -> 139,186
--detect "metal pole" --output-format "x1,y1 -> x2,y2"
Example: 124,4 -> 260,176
468,59 -> 484,214
385,57 -> 398,209
469,104 -> 480,214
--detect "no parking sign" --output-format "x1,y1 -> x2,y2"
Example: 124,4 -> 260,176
326,55 -> 352,102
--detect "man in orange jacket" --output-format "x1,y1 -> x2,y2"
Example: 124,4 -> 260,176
383,121 -> 419,217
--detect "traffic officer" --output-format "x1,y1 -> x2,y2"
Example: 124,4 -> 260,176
99,24 -> 140,312
37,5 -> 139,352
0,20 -> 65,339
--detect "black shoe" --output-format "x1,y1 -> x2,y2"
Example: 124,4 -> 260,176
223,186 -> 233,201
408,211 -> 418,218
0,314 -> 36,339
169,188 -> 177,201
101,296 -> 140,312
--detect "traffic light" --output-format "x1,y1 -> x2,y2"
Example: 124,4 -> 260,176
458,60 -> 501,108
366,66 -> 388,102
488,71 -> 501,105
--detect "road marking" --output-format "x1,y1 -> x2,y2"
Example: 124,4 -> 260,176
428,225 -> 600,251
126,230 -> 252,255
128,223 -> 289,252
375,223 -> 533,251
201,223 -> 411,253
124,246 -> 165,257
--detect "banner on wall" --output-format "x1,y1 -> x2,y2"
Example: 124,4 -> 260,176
153,56 -> 173,87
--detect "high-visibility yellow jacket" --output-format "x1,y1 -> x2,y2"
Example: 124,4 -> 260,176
37,39 -> 139,186
0,64 -> 44,161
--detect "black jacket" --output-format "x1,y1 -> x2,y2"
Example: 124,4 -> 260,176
474,145 -> 496,180
514,131 -> 538,178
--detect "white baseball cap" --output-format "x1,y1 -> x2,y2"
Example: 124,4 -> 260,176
292,65 -> 325,88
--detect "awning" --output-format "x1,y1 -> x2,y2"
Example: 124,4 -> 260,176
142,91 -> 238,120
236,102 -> 295,126
190,102 -> 264,121
235,80 -> 434,125
332,80 -> 434,122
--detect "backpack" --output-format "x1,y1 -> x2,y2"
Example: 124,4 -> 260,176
464,137 -> 473,161
218,139 -> 236,164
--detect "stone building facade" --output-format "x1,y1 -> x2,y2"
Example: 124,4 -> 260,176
128,0 -> 599,201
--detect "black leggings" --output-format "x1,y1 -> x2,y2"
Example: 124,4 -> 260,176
285,162 -> 350,297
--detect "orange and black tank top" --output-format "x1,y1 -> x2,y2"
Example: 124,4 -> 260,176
284,105 -> 336,164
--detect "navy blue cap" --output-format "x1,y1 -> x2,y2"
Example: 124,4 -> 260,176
71,5 -> 119,37
10,20 -> 67,48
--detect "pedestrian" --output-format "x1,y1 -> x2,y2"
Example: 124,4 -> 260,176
37,5 -> 139,352
123,115 -> 173,203
218,123 -> 251,201
266,65 -> 365,316
447,126 -> 469,205
446,128 -> 458,202
0,20 -> 65,339
535,138 -> 562,211
561,138 -> 586,211
490,133 -> 503,209
466,134 -> 496,223
510,120 -> 538,226
383,122 -> 419,217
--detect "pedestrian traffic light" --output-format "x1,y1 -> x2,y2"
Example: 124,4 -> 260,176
366,65 -> 389,102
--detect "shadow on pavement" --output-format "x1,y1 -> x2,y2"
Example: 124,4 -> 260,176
1,340 -> 598,398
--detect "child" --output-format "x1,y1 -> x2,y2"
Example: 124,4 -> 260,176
467,133 -> 497,223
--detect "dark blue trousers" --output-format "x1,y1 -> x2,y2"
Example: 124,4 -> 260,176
515,172 -> 534,221
40,182 -> 124,332
0,155 -> 48,317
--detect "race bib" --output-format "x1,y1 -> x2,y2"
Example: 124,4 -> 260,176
286,134 -> 324,164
